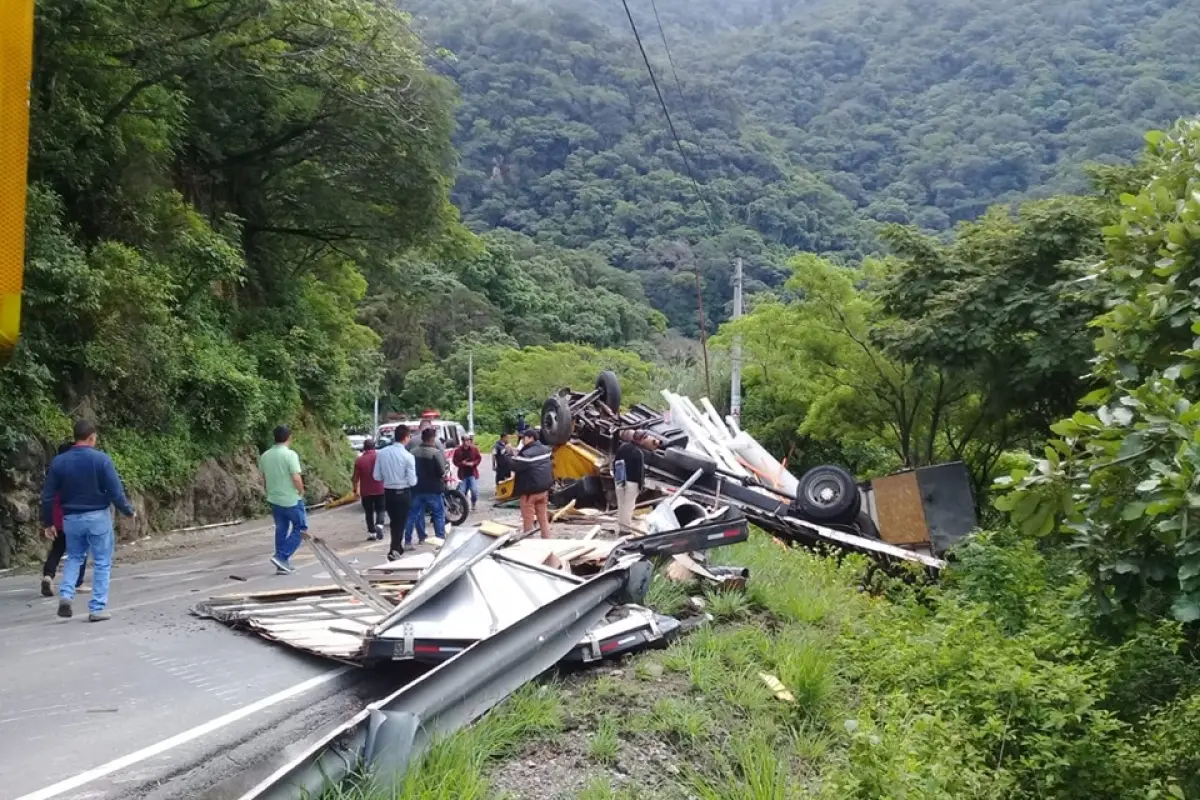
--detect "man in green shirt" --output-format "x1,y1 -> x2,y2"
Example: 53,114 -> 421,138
258,425 -> 306,574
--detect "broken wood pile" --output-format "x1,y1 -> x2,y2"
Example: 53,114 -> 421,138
194,511 -> 751,670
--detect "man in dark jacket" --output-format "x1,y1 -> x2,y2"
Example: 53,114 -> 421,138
405,426 -> 449,545
493,433 -> 514,485
512,428 -> 553,539
41,419 -> 136,622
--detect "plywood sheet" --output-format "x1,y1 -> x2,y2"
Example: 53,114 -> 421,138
870,471 -> 930,546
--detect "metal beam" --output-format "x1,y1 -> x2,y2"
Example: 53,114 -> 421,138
239,556 -> 651,800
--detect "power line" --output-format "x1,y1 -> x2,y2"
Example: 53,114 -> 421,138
618,0 -> 717,233
618,0 -> 713,398
647,0 -> 700,140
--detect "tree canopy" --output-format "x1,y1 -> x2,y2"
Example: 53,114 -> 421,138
408,0 -> 1200,328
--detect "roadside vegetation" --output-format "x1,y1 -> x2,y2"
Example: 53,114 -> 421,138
334,530 -> 1198,799
326,122 -> 1200,799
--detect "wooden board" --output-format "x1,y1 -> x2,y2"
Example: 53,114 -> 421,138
870,471 -> 930,546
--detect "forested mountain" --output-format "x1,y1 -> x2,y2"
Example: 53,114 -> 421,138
407,0 -> 1200,328
0,0 -> 661,560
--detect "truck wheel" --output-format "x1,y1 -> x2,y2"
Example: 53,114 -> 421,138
794,465 -> 860,523
595,370 -> 622,412
540,395 -> 573,446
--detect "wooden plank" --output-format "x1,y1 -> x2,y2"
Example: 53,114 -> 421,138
870,471 -> 930,546
479,520 -> 516,537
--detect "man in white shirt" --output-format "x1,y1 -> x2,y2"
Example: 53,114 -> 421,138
373,425 -> 417,560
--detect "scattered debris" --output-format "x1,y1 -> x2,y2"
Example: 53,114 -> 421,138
758,672 -> 795,703
167,519 -> 245,534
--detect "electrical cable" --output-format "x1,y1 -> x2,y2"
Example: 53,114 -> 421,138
647,0 -> 700,140
618,0 -> 714,397
618,0 -> 718,232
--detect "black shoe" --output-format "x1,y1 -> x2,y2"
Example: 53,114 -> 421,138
387,549 -> 403,562
57,599 -> 72,618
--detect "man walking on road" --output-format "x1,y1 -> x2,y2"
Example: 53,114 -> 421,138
452,434 -> 482,511
41,441 -> 88,597
353,439 -> 386,541
512,428 -> 553,539
406,426 -> 448,546
258,425 -> 306,574
374,425 -> 416,561
40,420 -> 135,621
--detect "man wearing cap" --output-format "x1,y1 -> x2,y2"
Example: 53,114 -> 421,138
258,425 -> 307,574
511,428 -> 553,539
452,434 -> 482,511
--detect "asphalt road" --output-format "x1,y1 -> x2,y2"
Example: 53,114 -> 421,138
0,464 -> 504,800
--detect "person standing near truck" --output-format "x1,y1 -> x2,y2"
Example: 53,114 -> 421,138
614,436 -> 646,534
452,434 -> 482,511
512,428 -> 553,539
352,439 -> 386,541
258,425 -> 306,575
493,432 -> 514,485
40,420 -> 136,622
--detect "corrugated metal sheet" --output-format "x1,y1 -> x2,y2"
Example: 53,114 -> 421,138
194,587 -> 407,663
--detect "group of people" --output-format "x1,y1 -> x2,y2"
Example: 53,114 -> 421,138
349,421 -> 488,561
34,415 -> 610,621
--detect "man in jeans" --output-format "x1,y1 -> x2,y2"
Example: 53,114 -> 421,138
352,439 -> 386,541
374,425 -> 416,561
452,434 -> 482,511
41,441 -> 88,597
406,426 -> 448,546
258,425 -> 306,574
40,420 -> 135,622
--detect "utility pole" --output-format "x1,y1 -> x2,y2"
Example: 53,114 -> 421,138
372,386 -> 380,441
694,267 -> 712,400
730,257 -> 743,420
467,350 -> 475,435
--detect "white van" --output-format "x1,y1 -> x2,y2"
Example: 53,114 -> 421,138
378,419 -> 467,449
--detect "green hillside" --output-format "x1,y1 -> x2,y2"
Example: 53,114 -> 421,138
408,0 -> 1200,327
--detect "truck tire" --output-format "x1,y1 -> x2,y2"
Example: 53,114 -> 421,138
794,465 -> 860,523
595,370 -> 622,412
540,395 -> 573,446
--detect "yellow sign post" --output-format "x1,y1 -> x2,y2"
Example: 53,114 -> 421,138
0,0 -> 34,361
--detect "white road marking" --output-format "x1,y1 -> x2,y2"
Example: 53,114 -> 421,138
14,665 -> 351,800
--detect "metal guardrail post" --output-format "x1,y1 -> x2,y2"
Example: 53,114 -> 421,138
240,556 -> 651,800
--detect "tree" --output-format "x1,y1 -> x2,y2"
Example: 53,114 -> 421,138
995,122 -> 1200,628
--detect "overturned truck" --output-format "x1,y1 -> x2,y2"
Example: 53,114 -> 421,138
510,371 -> 975,571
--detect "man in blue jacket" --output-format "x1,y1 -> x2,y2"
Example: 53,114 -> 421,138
41,419 -> 136,622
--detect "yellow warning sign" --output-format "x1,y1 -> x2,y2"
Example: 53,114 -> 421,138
0,0 -> 34,359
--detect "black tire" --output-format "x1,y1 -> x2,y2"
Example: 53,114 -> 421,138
595,370 -> 622,412
794,465 -> 860,522
444,489 -> 469,526
540,394 -> 573,446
